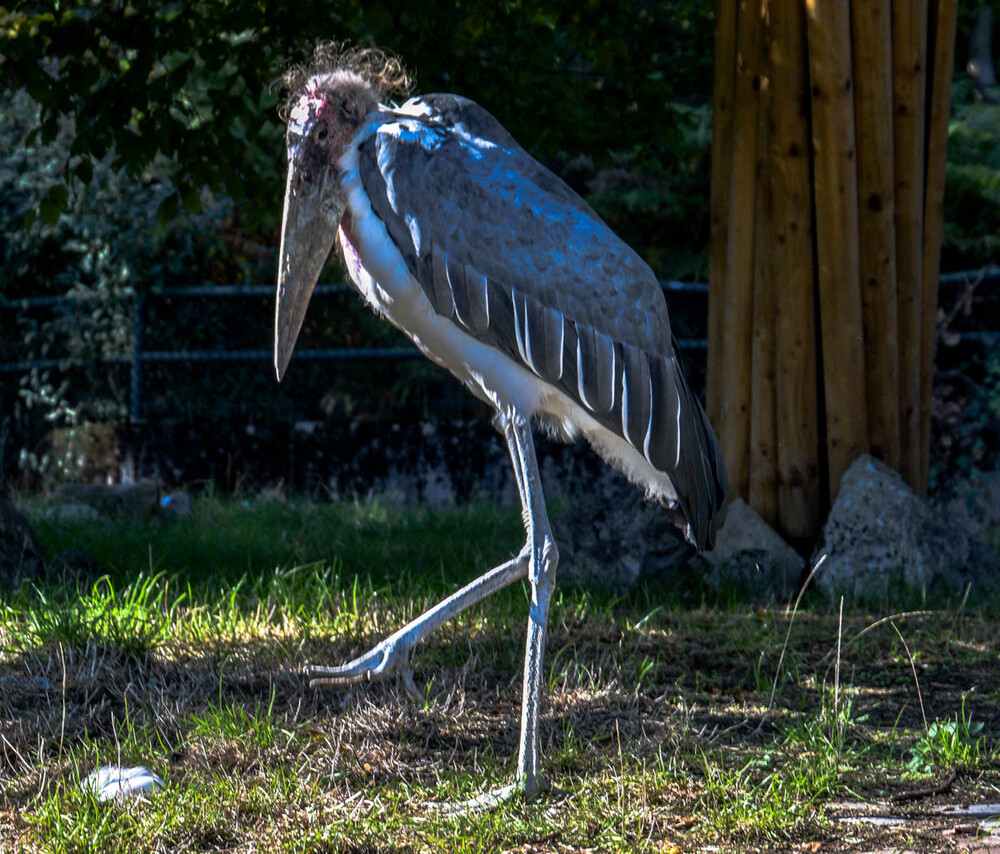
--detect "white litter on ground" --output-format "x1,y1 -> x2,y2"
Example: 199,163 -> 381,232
82,765 -> 164,801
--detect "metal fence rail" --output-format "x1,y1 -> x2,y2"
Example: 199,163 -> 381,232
2,269 -> 997,421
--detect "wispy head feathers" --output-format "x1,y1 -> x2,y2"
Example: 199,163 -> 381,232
281,43 -> 412,119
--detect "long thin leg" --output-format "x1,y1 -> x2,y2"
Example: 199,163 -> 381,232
303,554 -> 527,697
305,410 -> 557,806
506,413 -> 558,798
452,413 -> 559,811
303,411 -> 538,702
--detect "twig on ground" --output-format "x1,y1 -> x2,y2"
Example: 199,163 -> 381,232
821,610 -> 936,664
891,768 -> 958,802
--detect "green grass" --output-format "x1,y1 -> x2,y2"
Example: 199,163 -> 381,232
1,494 -> 999,853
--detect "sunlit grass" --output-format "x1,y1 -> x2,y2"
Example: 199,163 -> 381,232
1,495 -> 998,852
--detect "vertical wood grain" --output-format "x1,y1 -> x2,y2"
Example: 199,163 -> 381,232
920,0 -> 959,491
770,0 -> 820,540
806,0 -> 870,501
852,0 -> 902,470
892,0 -> 929,489
708,0 -> 738,429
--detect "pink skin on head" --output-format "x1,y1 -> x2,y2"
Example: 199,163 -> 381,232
289,94 -> 326,135
291,91 -> 363,160
290,69 -> 379,163
305,88 -> 329,117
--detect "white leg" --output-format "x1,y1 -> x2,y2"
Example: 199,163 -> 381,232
506,413 -> 558,798
447,413 -> 560,811
303,553 -> 528,699
303,411 -> 541,705
306,410 -> 558,805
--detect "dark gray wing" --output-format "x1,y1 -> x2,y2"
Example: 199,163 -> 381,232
360,95 -> 726,548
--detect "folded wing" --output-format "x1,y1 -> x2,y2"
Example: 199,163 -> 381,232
358,95 -> 726,549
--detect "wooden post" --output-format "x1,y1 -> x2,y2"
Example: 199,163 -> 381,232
708,0 -> 738,429
806,0 -> 869,501
749,3 -> 777,526
920,0 -> 959,490
708,0 -> 955,542
892,0 -> 929,488
769,0 -> 819,542
717,0 -> 766,501
852,0 -> 901,470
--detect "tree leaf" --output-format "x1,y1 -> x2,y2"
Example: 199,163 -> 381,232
39,184 -> 70,225
157,192 -> 179,227
73,158 -> 94,186
181,183 -> 202,214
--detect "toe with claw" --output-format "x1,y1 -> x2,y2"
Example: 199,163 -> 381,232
427,772 -> 564,813
304,634 -> 424,702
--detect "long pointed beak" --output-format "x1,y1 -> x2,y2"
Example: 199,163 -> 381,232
274,158 -> 345,381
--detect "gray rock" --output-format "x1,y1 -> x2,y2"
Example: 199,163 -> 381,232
704,498 -> 805,602
551,473 -> 700,593
158,490 -> 192,519
0,496 -> 46,588
56,481 -> 159,521
812,455 -> 1000,603
551,472 -> 810,601
51,501 -> 101,521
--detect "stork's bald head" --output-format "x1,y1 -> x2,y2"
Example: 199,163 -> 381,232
281,44 -> 412,217
274,45 -> 411,381
287,71 -> 376,169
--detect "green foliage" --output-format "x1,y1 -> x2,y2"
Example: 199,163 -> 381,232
2,0 -> 714,238
694,752 -> 829,843
941,81 -> 1000,267
23,493 -> 525,596
585,103 -> 713,280
7,571 -> 180,653
932,342 -> 1000,489
2,1 -> 286,226
1,0 -> 717,456
188,695 -> 279,749
0,85 -> 265,481
908,698 -> 988,775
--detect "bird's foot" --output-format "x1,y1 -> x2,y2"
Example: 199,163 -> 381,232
425,773 -> 561,814
304,635 -> 423,703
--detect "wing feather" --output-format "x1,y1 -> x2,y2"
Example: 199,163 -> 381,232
428,242 -> 456,318
620,344 -> 652,451
511,289 -> 531,369
464,264 -> 491,334
355,95 -> 727,549
647,355 -> 681,472
449,257 -> 490,335
575,325 -> 616,414
523,297 -> 565,382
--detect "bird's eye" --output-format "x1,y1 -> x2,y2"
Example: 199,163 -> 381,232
316,127 -> 329,141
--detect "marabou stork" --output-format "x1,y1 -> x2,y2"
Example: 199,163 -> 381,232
275,44 -> 727,804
